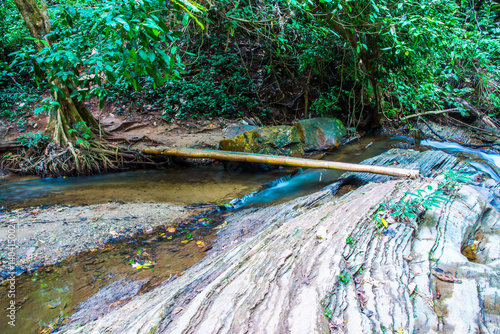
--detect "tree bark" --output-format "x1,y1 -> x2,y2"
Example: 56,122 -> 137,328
365,59 -> 384,127
12,0 -> 50,50
324,8 -> 384,127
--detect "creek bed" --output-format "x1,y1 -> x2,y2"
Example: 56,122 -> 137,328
0,211 -> 228,333
5,135 -> 499,333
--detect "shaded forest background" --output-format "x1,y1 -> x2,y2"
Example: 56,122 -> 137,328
1,0 -> 499,174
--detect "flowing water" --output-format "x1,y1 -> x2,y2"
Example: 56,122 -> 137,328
1,136 -> 499,333
422,139 -> 500,181
0,212 -> 227,333
0,136 -> 405,211
0,166 -> 292,210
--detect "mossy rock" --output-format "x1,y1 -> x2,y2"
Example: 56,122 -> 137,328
219,125 -> 304,157
294,117 -> 347,152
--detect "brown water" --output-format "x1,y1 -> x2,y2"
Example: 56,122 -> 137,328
0,136 -> 405,210
0,165 -> 293,209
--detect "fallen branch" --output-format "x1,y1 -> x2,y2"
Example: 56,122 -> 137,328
450,96 -> 499,130
0,141 -> 23,150
399,108 -> 460,121
447,116 -> 500,139
142,147 -> 420,178
419,117 -> 445,140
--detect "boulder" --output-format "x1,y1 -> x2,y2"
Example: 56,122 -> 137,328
221,125 -> 259,139
294,117 -> 347,151
218,125 -> 304,157
61,149 -> 500,334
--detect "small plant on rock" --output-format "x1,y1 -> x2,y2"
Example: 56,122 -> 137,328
346,236 -> 356,247
382,169 -> 473,223
339,270 -> 352,285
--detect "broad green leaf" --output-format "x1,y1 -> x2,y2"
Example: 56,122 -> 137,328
115,17 -> 130,31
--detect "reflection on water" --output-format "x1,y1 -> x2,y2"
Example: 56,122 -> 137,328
0,166 -> 291,209
0,137 -> 401,210
422,139 -> 500,181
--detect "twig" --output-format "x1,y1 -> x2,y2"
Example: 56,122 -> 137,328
450,96 -> 499,130
399,108 -> 460,121
447,116 -> 500,139
419,117 -> 444,140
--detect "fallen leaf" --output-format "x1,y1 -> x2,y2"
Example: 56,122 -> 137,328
381,217 -> 388,228
433,273 -> 462,283
173,307 -> 184,315
316,226 -> 327,240
395,328 -> 404,333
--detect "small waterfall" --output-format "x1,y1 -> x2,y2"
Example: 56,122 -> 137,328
225,170 -> 305,209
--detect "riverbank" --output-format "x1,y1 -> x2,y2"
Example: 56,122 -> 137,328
0,202 -> 189,279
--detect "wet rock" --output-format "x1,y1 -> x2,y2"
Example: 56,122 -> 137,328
418,120 -> 500,145
222,125 -> 259,139
65,279 -> 148,324
0,203 -> 187,279
61,149 -> 500,334
218,125 -> 304,157
294,117 -> 346,151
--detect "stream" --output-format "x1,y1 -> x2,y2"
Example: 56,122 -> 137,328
1,136 -> 500,333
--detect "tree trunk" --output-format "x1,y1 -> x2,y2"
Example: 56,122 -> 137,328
46,79 -> 99,145
143,147 -> 420,178
324,10 -> 384,128
364,58 -> 384,127
13,0 -> 98,146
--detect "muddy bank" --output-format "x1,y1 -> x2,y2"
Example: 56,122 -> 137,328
0,202 -> 189,279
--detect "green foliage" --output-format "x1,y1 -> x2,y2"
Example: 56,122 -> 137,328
310,86 -> 342,117
339,270 -> 352,285
0,0 -> 30,62
158,34 -> 261,119
0,1 -> 39,121
346,236 -> 356,247
160,79 -> 247,119
441,169 -> 473,190
393,186 -> 449,220
384,169 -> 472,221
13,0 -> 206,110
17,133 -> 51,148
5,0 -> 499,126
283,0 -> 500,120
0,84 -> 39,119
68,121 -> 93,145
324,307 -> 333,320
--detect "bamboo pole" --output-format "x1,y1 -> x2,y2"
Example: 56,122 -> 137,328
142,147 -> 420,179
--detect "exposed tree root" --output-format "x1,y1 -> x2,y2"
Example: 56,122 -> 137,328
1,140 -> 171,177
